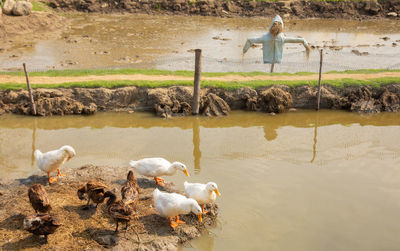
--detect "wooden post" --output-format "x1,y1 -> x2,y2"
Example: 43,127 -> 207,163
23,63 -> 37,116
316,49 -> 323,110
192,49 -> 202,115
270,63 -> 275,73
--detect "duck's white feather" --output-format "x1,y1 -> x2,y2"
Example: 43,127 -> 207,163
153,189 -> 201,218
184,181 -> 218,205
129,158 -> 178,177
34,145 -> 76,173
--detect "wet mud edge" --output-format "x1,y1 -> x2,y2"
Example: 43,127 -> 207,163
0,84 -> 399,117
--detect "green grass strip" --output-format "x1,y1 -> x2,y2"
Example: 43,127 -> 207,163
1,68 -> 399,77
1,77 -> 398,90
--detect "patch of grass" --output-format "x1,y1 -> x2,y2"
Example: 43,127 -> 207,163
327,69 -> 400,74
155,3 -> 162,11
31,1 -> 48,11
1,77 -> 398,90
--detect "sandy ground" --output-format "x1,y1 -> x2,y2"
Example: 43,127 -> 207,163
0,72 -> 400,84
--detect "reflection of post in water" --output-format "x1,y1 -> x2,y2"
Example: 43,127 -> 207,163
310,112 -> 319,163
31,118 -> 37,167
263,125 -> 278,141
192,117 -> 202,174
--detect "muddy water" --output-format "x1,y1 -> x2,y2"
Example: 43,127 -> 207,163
1,14 -> 400,72
1,110 -> 400,250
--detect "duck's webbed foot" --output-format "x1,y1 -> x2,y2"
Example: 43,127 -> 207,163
47,172 -> 57,184
201,204 -> 209,214
154,177 -> 165,186
174,216 -> 185,224
168,217 -> 178,228
57,168 -> 65,177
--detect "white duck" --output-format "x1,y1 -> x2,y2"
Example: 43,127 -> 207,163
129,157 -> 189,186
184,181 -> 221,214
153,188 -> 202,228
34,145 -> 76,184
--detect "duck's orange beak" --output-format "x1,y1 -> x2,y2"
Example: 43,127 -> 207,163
215,189 -> 221,196
184,169 -> 190,177
198,214 -> 202,222
66,156 -> 71,162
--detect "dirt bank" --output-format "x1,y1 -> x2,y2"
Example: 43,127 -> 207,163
0,12 -> 64,40
0,84 -> 399,117
45,0 -> 400,19
0,165 -> 218,250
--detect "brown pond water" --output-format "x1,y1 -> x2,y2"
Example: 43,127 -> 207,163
1,110 -> 400,250
1,14 -> 400,72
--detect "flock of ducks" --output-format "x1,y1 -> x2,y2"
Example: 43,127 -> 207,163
23,145 -> 221,242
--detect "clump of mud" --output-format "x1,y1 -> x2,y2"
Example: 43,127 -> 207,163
1,89 -> 97,116
246,87 -> 292,113
200,93 -> 230,116
0,165 -> 218,250
148,87 -> 193,118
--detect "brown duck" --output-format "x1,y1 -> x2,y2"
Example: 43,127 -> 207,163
28,184 -> 52,214
77,180 -> 107,210
121,171 -> 140,210
23,214 -> 61,243
102,191 -> 134,232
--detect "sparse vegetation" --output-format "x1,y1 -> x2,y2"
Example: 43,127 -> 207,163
31,1 -> 48,12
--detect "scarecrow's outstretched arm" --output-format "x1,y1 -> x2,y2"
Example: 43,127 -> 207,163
243,36 -> 264,54
284,37 -> 309,49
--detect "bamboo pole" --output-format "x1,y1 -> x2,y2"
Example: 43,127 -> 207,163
192,49 -> 202,115
23,63 -> 37,116
270,63 -> 275,73
316,49 -> 323,110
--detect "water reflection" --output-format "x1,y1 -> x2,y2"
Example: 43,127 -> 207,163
31,119 -> 37,167
192,117 -> 202,174
310,112 -> 319,163
1,110 -> 399,130
263,123 -> 278,141
0,110 -> 399,179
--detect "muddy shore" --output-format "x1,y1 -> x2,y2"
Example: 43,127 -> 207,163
46,0 -> 400,19
0,84 -> 399,117
0,12 -> 65,40
0,165 -> 218,250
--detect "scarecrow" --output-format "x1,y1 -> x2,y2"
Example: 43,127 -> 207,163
243,15 -> 311,72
